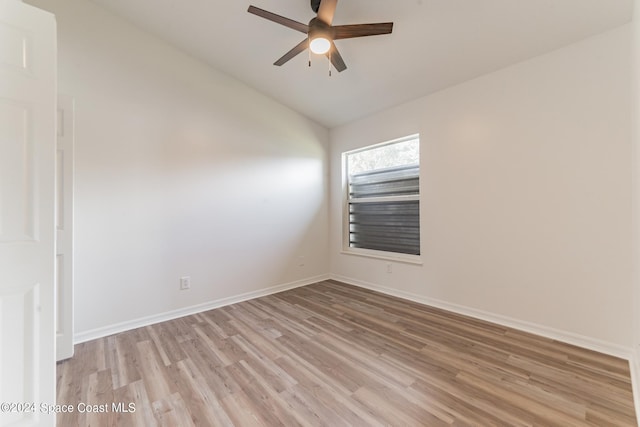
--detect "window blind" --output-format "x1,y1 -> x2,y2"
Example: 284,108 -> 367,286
348,164 -> 420,255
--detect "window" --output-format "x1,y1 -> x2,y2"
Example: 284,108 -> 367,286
344,135 -> 420,257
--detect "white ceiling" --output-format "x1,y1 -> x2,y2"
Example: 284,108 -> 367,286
88,0 -> 633,128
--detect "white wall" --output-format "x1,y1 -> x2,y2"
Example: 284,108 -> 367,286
25,0 -> 634,354
631,0 -> 640,415
632,0 -> 640,357
28,0 -> 329,337
331,26 -> 633,351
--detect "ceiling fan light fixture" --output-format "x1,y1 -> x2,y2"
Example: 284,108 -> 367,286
309,36 -> 331,54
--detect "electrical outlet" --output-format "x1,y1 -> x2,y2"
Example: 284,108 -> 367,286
297,256 -> 305,267
180,276 -> 191,290
387,263 -> 392,274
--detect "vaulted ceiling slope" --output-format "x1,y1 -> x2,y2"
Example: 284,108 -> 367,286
88,0 -> 633,128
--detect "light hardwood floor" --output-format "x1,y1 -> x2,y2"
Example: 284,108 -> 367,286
57,280 -> 637,426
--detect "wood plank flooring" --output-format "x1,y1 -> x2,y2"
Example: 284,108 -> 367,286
57,280 -> 637,426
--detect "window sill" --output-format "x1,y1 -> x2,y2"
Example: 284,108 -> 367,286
340,248 -> 423,265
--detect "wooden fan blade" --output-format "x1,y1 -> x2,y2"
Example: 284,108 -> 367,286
274,39 -> 309,66
333,22 -> 393,40
326,41 -> 346,72
317,0 -> 338,25
247,5 -> 309,34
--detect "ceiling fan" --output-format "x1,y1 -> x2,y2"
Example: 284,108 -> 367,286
247,0 -> 393,73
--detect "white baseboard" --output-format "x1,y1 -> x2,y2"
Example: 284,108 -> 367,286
330,274 -> 633,360
74,274 -> 330,344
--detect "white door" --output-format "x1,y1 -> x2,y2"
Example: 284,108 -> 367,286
56,95 -> 74,361
0,1 -> 57,426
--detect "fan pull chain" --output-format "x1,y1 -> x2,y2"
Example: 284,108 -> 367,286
308,36 -> 311,67
328,50 -> 332,77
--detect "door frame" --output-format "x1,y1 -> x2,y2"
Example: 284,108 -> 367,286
56,94 -> 74,361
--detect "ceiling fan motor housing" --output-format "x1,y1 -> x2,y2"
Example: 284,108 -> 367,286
308,17 -> 333,41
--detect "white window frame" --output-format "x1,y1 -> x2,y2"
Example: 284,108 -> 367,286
341,135 -> 422,264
